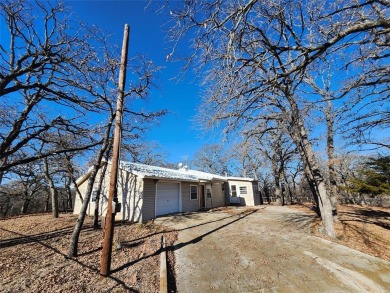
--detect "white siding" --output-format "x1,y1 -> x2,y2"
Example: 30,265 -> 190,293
227,180 -> 259,206
73,164 -> 144,223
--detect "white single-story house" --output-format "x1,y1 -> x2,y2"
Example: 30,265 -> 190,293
73,161 -> 260,223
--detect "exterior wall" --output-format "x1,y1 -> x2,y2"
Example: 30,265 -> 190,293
73,165 -> 144,223
118,169 -> 143,222
226,180 -> 260,206
211,182 -> 225,208
181,182 -> 200,212
73,166 -> 252,222
142,178 -> 156,223
73,178 -> 88,215
181,182 -> 225,210
73,168 -> 109,217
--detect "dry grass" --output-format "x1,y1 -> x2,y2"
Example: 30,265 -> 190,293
291,203 -> 390,262
0,214 -> 177,293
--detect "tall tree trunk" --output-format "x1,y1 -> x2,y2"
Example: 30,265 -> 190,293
68,116 -> 114,258
44,192 -> 50,212
64,155 -> 83,203
43,158 -> 59,218
0,147 -> 9,186
303,163 -> 321,216
68,169 -> 99,257
266,185 -> 271,204
282,169 -> 292,205
291,166 -> 301,204
279,167 -> 287,206
93,154 -> 110,229
272,153 -> 283,205
20,198 -> 30,214
325,100 -> 338,221
65,176 -> 73,211
2,200 -> 13,217
291,176 -> 297,203
287,100 -> 336,238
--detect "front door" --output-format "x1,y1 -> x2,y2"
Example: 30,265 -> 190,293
200,185 -> 205,208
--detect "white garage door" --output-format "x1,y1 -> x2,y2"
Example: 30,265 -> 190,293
156,182 -> 180,216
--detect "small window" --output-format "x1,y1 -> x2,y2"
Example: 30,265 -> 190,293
253,184 -> 259,194
239,186 -> 247,194
206,187 -> 212,199
231,185 -> 237,197
190,185 -> 198,200
91,190 -> 98,202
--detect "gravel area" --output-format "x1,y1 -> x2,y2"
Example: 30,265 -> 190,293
155,205 -> 390,292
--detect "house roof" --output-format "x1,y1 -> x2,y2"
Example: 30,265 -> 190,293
226,176 -> 257,182
75,160 -> 255,186
119,161 -> 227,182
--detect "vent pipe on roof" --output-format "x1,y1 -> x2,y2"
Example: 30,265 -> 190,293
178,162 -> 188,171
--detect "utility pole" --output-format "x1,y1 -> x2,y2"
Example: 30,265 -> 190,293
100,24 -> 130,277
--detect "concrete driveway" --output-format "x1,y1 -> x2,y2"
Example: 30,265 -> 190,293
155,206 -> 390,292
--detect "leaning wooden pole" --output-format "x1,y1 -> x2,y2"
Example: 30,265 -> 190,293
100,24 -> 130,277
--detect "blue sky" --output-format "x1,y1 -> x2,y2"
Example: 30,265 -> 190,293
68,0 -> 211,164
59,0 -> 387,166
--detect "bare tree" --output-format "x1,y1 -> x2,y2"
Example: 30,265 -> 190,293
68,115 -> 115,257
124,141 -> 169,166
231,139 -> 264,179
244,125 -> 297,206
1,0 -> 166,255
67,48 -> 165,259
304,53 -> 389,220
5,162 -> 47,214
167,0 -> 390,237
192,144 -> 232,175
0,0 -> 109,177
43,157 -> 59,218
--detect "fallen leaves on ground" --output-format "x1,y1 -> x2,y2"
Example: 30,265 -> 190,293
290,203 -> 390,262
0,214 -> 177,292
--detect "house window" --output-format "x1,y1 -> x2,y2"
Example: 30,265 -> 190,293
91,190 -> 98,202
231,185 -> 237,197
190,185 -> 198,200
206,187 -> 212,199
253,184 -> 259,194
239,186 -> 247,195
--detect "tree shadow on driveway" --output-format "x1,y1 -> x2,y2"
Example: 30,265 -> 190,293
166,210 -> 258,252
280,212 -> 317,232
113,210 -> 259,275
125,209 -> 254,245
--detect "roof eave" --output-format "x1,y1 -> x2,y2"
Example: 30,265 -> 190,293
143,175 -> 199,182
